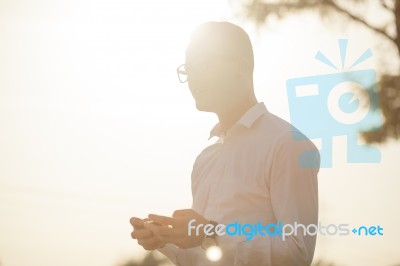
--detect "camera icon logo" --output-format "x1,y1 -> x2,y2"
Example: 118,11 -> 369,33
286,39 -> 382,168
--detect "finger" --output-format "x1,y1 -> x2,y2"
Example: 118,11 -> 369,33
138,237 -> 164,250
139,236 -> 161,247
172,209 -> 193,217
151,225 -> 185,244
131,228 -> 154,239
145,223 -> 180,242
144,222 -> 171,235
148,214 -> 177,226
130,217 -> 144,228
143,220 -> 162,226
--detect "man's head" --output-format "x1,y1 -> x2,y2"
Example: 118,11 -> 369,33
182,22 -> 255,113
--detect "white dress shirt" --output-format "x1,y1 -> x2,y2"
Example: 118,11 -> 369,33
158,102 -> 320,266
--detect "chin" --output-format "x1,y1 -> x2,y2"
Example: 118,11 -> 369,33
195,102 -> 210,112
195,100 -> 215,112
193,94 -> 223,113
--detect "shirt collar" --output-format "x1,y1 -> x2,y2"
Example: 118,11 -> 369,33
209,102 -> 268,139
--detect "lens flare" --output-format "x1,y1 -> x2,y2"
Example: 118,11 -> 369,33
206,246 -> 222,262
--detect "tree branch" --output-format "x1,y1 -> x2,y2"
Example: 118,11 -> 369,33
325,0 -> 396,45
395,0 -> 400,54
245,1 -> 322,23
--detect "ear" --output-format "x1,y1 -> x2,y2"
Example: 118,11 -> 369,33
240,57 -> 252,73
233,58 -> 251,82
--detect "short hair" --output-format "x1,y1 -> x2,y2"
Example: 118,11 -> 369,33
186,21 -> 254,72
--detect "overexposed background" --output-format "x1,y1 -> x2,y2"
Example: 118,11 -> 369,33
0,0 -> 399,265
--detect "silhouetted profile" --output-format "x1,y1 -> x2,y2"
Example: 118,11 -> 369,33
130,21 -> 320,266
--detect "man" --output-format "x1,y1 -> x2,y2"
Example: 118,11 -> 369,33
130,21 -> 320,265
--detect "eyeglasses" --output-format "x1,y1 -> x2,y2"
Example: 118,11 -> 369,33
176,64 -> 187,83
177,56 -> 239,83
176,61 -> 216,83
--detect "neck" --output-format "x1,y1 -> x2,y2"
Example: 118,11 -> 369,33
217,97 -> 258,135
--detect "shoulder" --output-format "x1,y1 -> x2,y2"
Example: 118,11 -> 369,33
251,111 -> 306,144
255,112 -> 320,167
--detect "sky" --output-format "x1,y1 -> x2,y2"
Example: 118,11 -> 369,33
0,0 -> 400,266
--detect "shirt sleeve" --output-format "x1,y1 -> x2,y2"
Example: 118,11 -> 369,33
157,244 -> 179,265
220,131 -> 320,266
